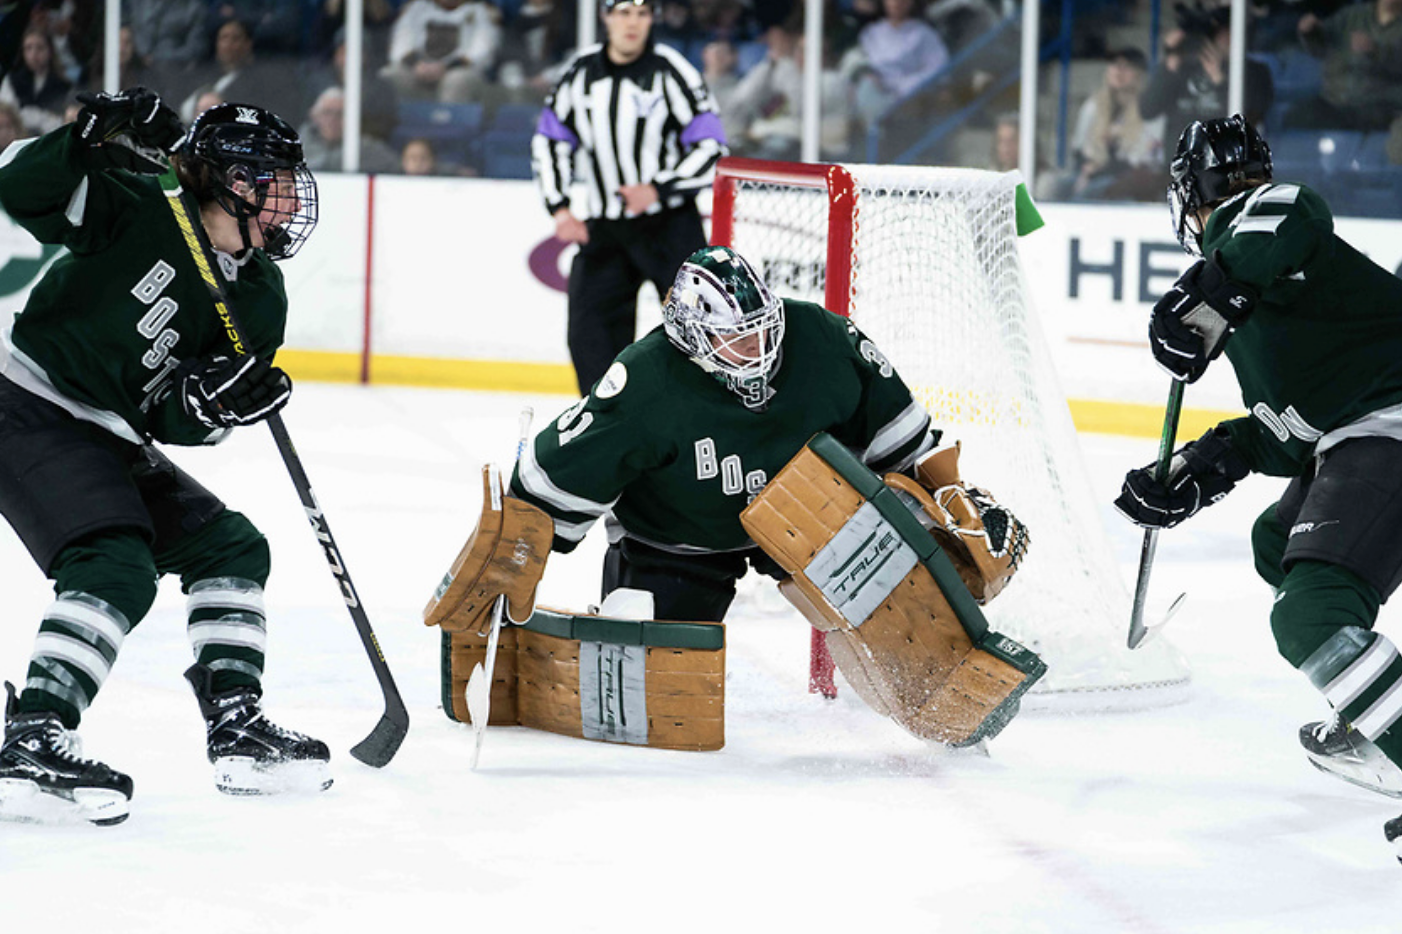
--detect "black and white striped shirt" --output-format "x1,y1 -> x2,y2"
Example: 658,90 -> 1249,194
531,41 -> 728,221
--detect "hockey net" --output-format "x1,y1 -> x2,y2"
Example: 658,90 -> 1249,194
712,157 -> 1190,710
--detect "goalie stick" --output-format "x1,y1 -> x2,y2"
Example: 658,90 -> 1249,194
1128,380 -> 1188,649
466,407 -> 535,769
157,163 -> 409,768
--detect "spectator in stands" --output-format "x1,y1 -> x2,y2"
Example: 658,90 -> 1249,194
193,88 -> 226,116
84,26 -> 154,95
304,31 -> 400,141
206,2 -> 306,57
1249,0 -> 1350,53
0,26 -> 73,136
691,0 -> 757,44
1285,0 -> 1402,132
495,0 -> 577,106
990,109 -> 1017,172
382,0 -> 501,104
301,85 -> 401,173
179,18 -> 302,123
317,0 -> 408,66
724,23 -> 801,158
726,22 -> 853,161
31,0 -> 98,87
400,135 -> 438,174
703,39 -> 744,141
651,0 -> 702,49
126,0 -> 207,78
0,101 -> 26,154
1140,3 -> 1273,146
1390,112 -> 1402,164
1049,47 -> 1165,201
852,0 -> 949,127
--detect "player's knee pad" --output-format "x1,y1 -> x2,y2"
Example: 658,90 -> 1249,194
169,510 -> 271,587
1251,503 -> 1288,589
1270,560 -> 1381,669
49,530 -> 160,626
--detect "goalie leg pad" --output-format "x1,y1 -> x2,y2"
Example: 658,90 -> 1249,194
741,434 -> 1045,746
424,465 -> 554,634
441,608 -> 726,751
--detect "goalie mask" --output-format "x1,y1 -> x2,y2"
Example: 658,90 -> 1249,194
663,246 -> 785,410
178,103 -> 319,260
1169,114 -> 1272,256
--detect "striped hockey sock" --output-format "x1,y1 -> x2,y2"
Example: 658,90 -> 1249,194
1304,627 -> 1402,763
186,578 -> 268,693
19,592 -> 131,728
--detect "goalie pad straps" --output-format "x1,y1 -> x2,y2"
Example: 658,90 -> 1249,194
423,465 -> 554,634
903,443 -> 1030,604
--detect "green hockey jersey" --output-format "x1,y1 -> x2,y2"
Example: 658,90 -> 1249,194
1205,182 -> 1402,476
510,300 -> 937,554
0,128 -> 287,447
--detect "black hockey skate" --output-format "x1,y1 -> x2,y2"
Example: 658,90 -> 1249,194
1300,713 -> 1402,799
184,665 -> 332,796
0,682 -> 132,825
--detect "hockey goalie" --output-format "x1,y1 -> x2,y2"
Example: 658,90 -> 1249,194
423,245 -> 1042,750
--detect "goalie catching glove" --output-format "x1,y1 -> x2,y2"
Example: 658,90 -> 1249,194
1150,254 -> 1257,383
424,465 -> 554,634
885,442 -> 1030,603
176,354 -> 292,428
1114,425 -> 1250,530
72,87 -> 184,176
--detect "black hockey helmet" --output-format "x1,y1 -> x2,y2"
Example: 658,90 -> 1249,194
177,102 -> 319,260
1168,113 -> 1272,256
601,0 -> 657,14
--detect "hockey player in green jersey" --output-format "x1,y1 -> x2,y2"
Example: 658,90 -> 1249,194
0,91 -> 330,825
1114,114 -> 1402,859
509,245 -> 946,623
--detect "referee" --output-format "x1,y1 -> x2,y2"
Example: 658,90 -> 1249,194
531,0 -> 728,395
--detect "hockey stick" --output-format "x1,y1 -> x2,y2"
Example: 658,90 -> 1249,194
1127,380 -> 1189,649
158,164 -> 408,767
465,407 -> 534,769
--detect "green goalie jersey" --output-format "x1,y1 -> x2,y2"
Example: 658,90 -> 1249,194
1206,182 -> 1402,476
510,300 -> 937,554
0,128 -> 287,447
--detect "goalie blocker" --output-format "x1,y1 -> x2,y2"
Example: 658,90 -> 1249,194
741,433 -> 1044,747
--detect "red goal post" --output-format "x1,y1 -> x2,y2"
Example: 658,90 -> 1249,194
710,157 -> 859,699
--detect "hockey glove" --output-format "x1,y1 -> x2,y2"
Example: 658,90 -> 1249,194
1149,254 -> 1257,383
72,87 -> 184,176
1114,426 -> 1251,530
177,355 -> 293,428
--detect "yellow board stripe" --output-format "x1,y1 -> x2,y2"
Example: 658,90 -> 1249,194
276,349 -> 1242,440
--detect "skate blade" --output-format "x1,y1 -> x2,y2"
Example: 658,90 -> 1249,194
213,757 -> 333,796
1305,751 -> 1402,799
0,778 -> 130,826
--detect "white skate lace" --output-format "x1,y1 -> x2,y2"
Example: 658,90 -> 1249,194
1313,711 -> 1344,743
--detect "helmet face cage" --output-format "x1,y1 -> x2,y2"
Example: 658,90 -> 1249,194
185,103 -> 320,260
664,247 -> 785,386
1168,114 -> 1272,256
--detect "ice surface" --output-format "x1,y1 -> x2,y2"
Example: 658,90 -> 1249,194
2,384 -> 1398,931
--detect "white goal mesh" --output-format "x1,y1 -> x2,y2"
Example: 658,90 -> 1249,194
714,159 -> 1190,709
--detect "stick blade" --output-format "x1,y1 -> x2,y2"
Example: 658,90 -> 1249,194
1128,592 -> 1187,650
349,702 -> 410,768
